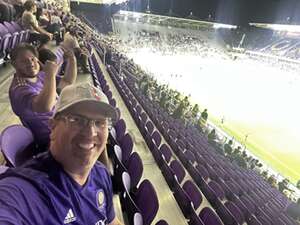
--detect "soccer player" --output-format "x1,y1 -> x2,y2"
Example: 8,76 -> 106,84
0,82 -> 123,225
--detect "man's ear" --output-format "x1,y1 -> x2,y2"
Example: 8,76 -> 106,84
49,118 -> 57,130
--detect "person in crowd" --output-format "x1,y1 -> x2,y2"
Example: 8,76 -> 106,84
172,96 -> 189,120
286,198 -> 300,221
47,11 -> 64,45
0,1 -> 12,22
21,0 -> 52,48
200,108 -> 208,123
278,178 -> 293,193
62,27 -> 90,73
224,140 -> 233,156
0,83 -> 123,225
191,104 -> 199,119
207,129 -> 216,145
9,43 -> 77,149
296,180 -> 300,189
267,174 -> 277,188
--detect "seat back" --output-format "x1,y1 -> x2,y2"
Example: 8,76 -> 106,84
170,160 -> 186,184
152,131 -> 162,147
199,207 -> 223,225
120,133 -> 133,163
0,125 -> 34,167
115,119 -> 126,142
160,144 -> 172,163
183,180 -> 203,210
135,179 -> 159,225
127,152 -> 143,188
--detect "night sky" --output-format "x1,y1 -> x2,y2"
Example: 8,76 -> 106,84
126,0 -> 300,26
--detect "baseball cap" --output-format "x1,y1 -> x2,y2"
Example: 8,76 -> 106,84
54,82 -> 119,122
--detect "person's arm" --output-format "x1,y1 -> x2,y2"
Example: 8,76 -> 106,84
57,49 -> 77,90
30,21 -> 53,39
109,218 -> 124,225
32,61 -> 59,112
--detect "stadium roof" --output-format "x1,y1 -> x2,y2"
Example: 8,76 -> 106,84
115,10 -> 237,30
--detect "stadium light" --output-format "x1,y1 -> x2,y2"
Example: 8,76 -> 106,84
213,23 -> 237,29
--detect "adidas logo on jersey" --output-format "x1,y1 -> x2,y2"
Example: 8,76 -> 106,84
64,209 -> 76,224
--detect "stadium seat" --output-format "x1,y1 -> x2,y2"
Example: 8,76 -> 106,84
0,125 -> 35,167
120,133 -> 133,163
199,207 -> 223,225
127,152 -> 143,188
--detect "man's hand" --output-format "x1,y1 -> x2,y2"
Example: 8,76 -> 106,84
47,33 -> 53,40
44,60 -> 60,77
62,47 -> 76,60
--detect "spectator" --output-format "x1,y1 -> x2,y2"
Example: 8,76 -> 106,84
47,11 -> 64,45
201,108 -> 208,121
9,43 -> 77,149
0,83 -> 123,225
0,1 -> 11,22
278,178 -> 293,193
191,104 -> 199,118
224,140 -> 233,155
21,0 -> 52,48
172,96 -> 189,120
208,129 -> 216,144
267,175 -> 277,188
62,27 -> 90,73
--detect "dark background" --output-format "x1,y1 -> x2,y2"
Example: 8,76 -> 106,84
71,0 -> 300,27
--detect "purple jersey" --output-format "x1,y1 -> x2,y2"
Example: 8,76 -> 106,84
0,152 -> 115,224
9,72 -> 55,146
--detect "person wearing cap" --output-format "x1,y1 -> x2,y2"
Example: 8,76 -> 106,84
9,43 -> 77,149
0,82 -> 122,225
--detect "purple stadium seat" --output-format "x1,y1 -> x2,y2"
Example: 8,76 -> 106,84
0,125 -> 34,167
109,98 -> 117,107
120,133 -> 133,163
145,121 -> 154,135
224,201 -> 245,224
183,180 -> 203,210
189,208 -> 205,225
135,179 -> 159,225
115,119 -> 126,142
248,215 -> 263,225
0,23 -> 11,59
199,207 -> 223,225
127,152 -> 143,188
121,172 -> 141,224
170,160 -> 186,184
151,131 -> 162,147
3,22 -> 19,49
160,144 -> 172,163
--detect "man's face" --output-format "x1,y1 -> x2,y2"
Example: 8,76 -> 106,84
50,103 -> 109,170
13,50 -> 40,78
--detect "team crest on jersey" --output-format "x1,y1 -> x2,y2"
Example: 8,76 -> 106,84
96,189 -> 105,209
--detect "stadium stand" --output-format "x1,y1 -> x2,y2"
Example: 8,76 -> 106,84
0,0 -> 299,224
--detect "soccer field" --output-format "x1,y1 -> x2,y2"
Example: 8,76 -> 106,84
129,51 -> 300,184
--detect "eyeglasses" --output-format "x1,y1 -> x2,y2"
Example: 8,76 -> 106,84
60,114 -> 112,131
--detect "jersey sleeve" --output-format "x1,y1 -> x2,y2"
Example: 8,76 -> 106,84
10,85 -> 38,115
0,177 -> 45,225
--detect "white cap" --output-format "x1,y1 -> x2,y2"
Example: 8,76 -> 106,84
54,82 -> 119,122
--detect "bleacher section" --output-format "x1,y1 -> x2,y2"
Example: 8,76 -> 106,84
90,39 -> 299,225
